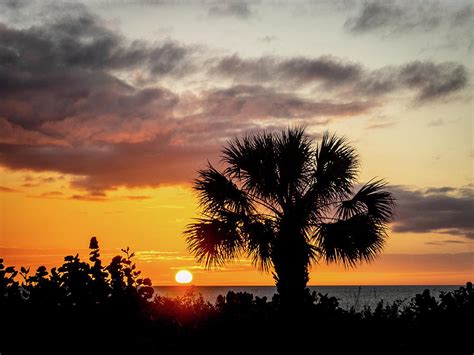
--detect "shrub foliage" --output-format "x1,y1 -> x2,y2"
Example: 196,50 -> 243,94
1,238 -> 472,354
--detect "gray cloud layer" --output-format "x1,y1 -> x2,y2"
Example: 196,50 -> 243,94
0,10 -> 373,192
345,1 -> 474,50
390,185 -> 474,239
0,0 -> 471,216
346,1 -> 473,34
210,55 -> 468,102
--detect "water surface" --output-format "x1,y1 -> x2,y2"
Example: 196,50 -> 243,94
154,285 -> 461,310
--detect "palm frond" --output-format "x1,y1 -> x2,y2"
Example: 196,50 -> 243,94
337,179 -> 395,223
222,131 -> 280,203
313,132 -> 359,203
275,127 -> 314,202
315,214 -> 388,267
243,217 -> 275,272
194,164 -> 253,215
185,213 -> 244,268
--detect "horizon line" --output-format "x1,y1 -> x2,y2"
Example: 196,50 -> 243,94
153,283 -> 468,287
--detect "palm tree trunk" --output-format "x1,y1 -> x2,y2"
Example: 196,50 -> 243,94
274,263 -> 309,310
272,235 -> 310,312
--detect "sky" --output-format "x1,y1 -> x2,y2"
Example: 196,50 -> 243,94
0,0 -> 472,286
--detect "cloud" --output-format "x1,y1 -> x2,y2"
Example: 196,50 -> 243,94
0,7 -> 195,79
366,121 -> 396,130
0,0 -> 30,11
210,54 -> 363,88
346,1 -> 472,34
0,136 -> 219,193
0,118 -> 66,146
32,190 -> 153,201
37,191 -> 64,199
196,85 -> 373,120
0,7 -> 213,193
424,187 -> 457,194
211,55 -> 468,102
0,186 -> 21,193
397,62 -> 467,101
390,185 -> 474,239
442,240 -> 467,244
0,15 -> 188,130
356,61 -> 468,102
208,1 -> 255,19
345,1 -> 474,51
346,1 -> 441,34
451,4 -> 474,27
0,13 -> 190,160
0,1 -> 469,196
71,191 -> 108,202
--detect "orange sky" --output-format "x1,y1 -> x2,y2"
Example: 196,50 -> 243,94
0,0 -> 473,286
1,180 -> 472,285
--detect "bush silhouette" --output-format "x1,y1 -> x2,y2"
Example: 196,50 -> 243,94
1,239 -> 472,355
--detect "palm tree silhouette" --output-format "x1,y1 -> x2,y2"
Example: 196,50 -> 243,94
185,127 -> 395,309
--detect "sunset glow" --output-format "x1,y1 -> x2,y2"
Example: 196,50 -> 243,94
0,0 -> 472,286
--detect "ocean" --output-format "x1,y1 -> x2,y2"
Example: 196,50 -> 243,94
153,285 -> 462,311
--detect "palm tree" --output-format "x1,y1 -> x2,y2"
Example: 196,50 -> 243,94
185,127 -> 395,309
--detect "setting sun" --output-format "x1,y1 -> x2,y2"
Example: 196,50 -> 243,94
175,270 -> 193,284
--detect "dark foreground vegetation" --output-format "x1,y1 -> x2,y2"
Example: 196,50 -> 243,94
1,239 -> 472,355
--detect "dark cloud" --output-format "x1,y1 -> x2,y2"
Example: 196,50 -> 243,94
346,2 -> 440,34
0,1 -> 470,197
357,61 -> 468,102
1,13 -> 375,194
210,54 -> 362,87
348,2 -> 402,32
397,62 -> 468,101
211,55 -> 468,102
197,85 -> 373,120
0,12 -> 190,133
208,1 -> 254,19
390,185 -> 474,239
451,4 -> 474,27
346,1 -> 472,34
345,1 -> 474,51
0,12 -> 191,129
0,0 -> 30,10
0,9 -> 194,76
0,136 -> 218,192
0,81 -> 373,192
424,187 -> 457,194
